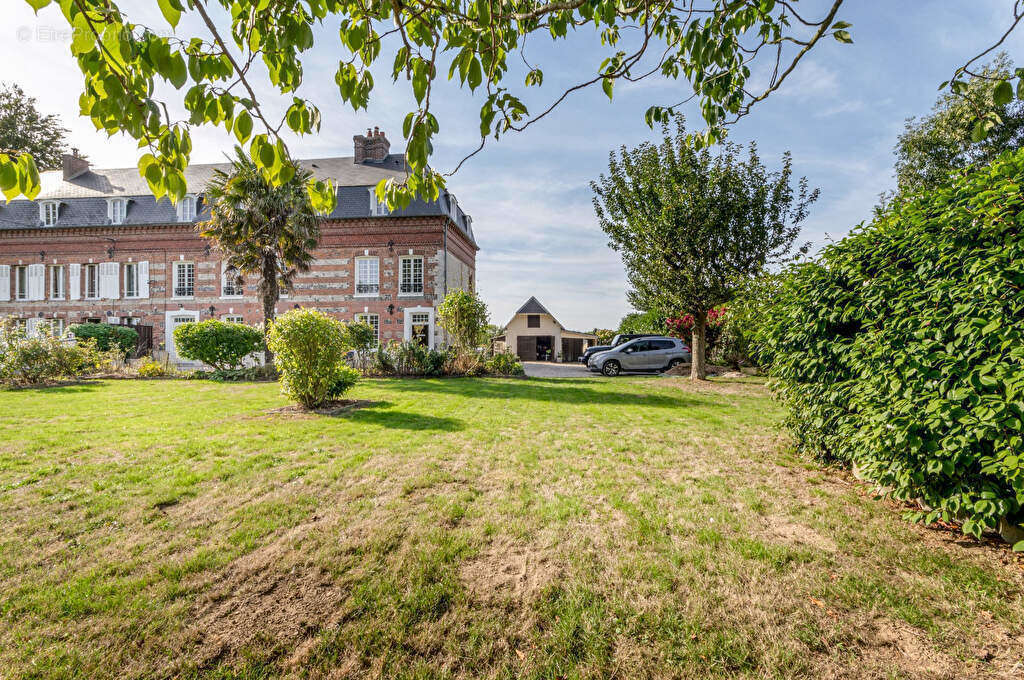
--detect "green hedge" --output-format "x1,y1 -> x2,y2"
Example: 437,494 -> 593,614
172,319 -> 263,370
70,323 -> 138,358
758,149 -> 1024,541
266,308 -> 359,408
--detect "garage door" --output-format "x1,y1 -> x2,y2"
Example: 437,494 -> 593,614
516,336 -> 537,361
561,338 -> 584,362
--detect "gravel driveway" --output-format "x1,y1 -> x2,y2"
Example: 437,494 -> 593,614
522,361 -> 599,378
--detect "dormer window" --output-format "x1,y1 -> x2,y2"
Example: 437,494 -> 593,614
368,188 -> 388,217
177,194 -> 197,222
39,201 -> 60,226
107,198 -> 127,225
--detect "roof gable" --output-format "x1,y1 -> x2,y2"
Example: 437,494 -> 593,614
515,296 -> 553,316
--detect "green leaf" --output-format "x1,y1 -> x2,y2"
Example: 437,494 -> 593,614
26,0 -> 51,10
833,30 -> 853,44
993,80 -> 1013,107
971,119 -> 988,143
157,0 -> 182,28
602,77 -> 614,101
1014,540 -> 1024,552
233,110 -> 253,144
467,58 -> 482,91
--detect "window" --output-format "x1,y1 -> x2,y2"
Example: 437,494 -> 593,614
222,263 -> 243,297
49,265 -> 64,299
399,256 -> 423,295
368,188 -> 388,216
44,319 -> 64,336
173,262 -> 195,298
177,195 -> 197,222
40,201 -> 59,226
651,339 -> 676,350
527,314 -> 540,328
355,313 -> 379,343
14,265 -> 27,300
224,315 -> 244,324
124,262 -> 139,298
355,257 -> 379,296
108,198 -> 127,224
84,264 -> 99,299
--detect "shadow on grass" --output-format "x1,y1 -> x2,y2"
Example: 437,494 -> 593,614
378,376 -> 703,409
342,403 -> 464,431
2,381 -> 104,394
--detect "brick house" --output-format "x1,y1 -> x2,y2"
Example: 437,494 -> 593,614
0,129 -> 478,361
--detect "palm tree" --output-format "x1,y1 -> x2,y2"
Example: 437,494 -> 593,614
201,147 -> 322,362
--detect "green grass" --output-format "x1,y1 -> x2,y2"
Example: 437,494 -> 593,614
1,377 -> 1021,679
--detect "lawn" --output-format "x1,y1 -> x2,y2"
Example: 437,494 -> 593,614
1,377 -> 1021,679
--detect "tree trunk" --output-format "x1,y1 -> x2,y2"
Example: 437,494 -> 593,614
261,254 -> 279,365
690,310 -> 708,380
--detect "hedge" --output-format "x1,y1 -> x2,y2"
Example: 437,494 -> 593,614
758,149 -> 1024,542
69,323 -> 138,358
172,319 -> 263,370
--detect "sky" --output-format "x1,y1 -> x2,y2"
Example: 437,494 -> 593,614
4,1 -> 1023,331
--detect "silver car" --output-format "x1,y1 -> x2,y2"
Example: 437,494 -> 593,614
588,336 -> 691,376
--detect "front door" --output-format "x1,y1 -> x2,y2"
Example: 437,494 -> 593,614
403,307 -> 435,349
164,310 -> 199,362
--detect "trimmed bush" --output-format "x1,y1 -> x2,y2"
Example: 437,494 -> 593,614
266,308 -> 359,408
70,323 -> 138,358
486,351 -> 525,376
136,359 -> 171,378
758,149 -> 1024,541
172,319 -> 263,370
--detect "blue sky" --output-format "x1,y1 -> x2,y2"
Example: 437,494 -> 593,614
4,1 -> 1023,330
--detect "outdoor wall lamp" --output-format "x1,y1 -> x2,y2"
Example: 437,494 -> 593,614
38,250 -> 46,261
203,244 -> 211,257
387,239 -> 395,254
387,304 -> 394,315
208,305 -> 216,316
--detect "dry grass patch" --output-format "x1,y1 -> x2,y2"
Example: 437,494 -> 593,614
0,377 -> 1021,679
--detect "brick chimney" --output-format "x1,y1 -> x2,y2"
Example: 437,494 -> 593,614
62,148 -> 89,181
352,127 -> 391,164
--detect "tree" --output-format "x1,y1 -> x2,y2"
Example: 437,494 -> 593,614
5,0 -> 859,204
437,289 -> 489,349
0,83 -> 68,170
201,147 -> 322,362
592,117 -> 817,380
617,311 -> 664,335
591,328 -> 615,345
891,54 -> 1024,198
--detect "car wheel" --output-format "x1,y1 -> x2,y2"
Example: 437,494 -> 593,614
602,360 -> 621,377
664,359 -> 683,372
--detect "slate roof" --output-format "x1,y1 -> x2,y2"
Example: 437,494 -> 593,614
0,154 -> 476,246
515,296 -> 553,316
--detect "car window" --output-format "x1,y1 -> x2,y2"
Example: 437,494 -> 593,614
627,340 -> 651,352
651,340 -> 676,350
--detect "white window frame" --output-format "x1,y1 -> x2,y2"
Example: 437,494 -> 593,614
108,198 -> 127,225
39,201 -> 60,226
173,261 -> 195,299
403,306 -> 435,349
124,262 -> 140,298
84,263 -> 99,299
221,262 -> 243,298
223,315 -> 244,324
368,188 -> 388,216
14,265 -> 27,300
398,255 -> 424,296
49,265 -> 64,299
355,256 -> 379,297
355,312 -> 380,344
177,194 -> 197,222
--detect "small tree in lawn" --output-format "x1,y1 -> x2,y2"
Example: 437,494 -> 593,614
437,289 -> 489,350
591,116 -> 817,379
201,146 -> 324,363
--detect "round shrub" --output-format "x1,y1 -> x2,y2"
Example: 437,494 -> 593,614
758,149 -> 1024,541
172,319 -> 263,370
70,323 -> 138,359
266,308 -> 358,408
486,351 -> 524,376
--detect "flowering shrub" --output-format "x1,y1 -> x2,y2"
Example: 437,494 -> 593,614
266,309 -> 359,408
757,149 -> 1024,544
136,358 -> 171,378
0,319 -> 105,386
